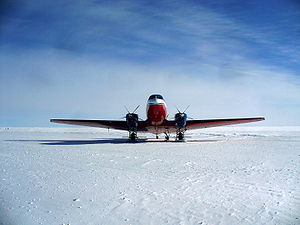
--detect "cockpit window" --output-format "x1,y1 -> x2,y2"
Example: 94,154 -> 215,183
148,94 -> 163,100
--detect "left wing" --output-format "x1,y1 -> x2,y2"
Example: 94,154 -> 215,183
50,119 -> 148,131
185,117 -> 265,130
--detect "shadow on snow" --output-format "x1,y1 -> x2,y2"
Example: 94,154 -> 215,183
6,138 -> 220,145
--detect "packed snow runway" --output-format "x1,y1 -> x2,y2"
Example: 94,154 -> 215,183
1,127 -> 299,225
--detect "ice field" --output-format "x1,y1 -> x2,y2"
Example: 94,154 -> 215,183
0,127 -> 299,225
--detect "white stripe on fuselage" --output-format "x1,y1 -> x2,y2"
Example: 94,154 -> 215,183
146,98 -> 167,113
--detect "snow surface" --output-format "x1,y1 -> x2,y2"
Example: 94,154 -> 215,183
0,127 -> 300,225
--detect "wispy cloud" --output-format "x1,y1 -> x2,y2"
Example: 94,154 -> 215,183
0,0 -> 299,126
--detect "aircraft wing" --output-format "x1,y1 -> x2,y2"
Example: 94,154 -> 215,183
50,117 -> 264,133
185,117 -> 265,130
50,119 -> 149,131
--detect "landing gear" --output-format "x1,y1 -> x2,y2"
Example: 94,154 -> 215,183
129,132 -> 137,141
176,131 -> 185,141
178,132 -> 184,140
156,135 -> 159,139
164,132 -> 170,141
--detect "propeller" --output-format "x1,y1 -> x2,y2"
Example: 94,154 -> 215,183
124,106 -> 130,114
124,105 -> 140,114
175,105 -> 193,119
133,105 -> 140,113
176,105 -> 189,113
123,105 -> 143,121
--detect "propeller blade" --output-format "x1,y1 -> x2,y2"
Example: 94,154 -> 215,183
133,105 -> 140,113
175,106 -> 181,113
124,105 -> 130,113
183,105 -> 190,113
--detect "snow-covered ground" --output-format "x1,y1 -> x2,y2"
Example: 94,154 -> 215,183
0,127 -> 299,225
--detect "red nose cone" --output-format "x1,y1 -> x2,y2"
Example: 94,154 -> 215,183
147,104 -> 167,125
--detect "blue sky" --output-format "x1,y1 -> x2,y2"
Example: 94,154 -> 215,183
0,0 -> 300,126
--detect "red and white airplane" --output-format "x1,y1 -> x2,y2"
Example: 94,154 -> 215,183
51,94 -> 265,141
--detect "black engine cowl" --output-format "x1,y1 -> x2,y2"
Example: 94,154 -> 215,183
126,113 -> 139,131
175,112 -> 187,128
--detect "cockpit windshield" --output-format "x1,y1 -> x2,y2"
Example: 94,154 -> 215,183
148,94 -> 164,100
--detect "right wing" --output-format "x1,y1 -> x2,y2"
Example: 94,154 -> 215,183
185,117 -> 265,130
50,119 -> 149,131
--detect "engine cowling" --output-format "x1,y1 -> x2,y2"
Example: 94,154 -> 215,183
175,112 -> 187,129
126,113 -> 139,131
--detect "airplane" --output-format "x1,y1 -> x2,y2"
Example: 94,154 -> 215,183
50,94 -> 265,141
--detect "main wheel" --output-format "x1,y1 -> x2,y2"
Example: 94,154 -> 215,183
129,132 -> 137,141
178,132 -> 184,141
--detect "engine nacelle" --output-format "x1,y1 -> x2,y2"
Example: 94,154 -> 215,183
175,112 -> 187,129
126,113 -> 139,131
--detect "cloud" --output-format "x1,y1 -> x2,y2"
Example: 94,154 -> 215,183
1,48 -> 299,126
0,0 -> 299,126
2,0 -> 299,64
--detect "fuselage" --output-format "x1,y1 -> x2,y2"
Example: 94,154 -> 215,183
146,94 -> 167,126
